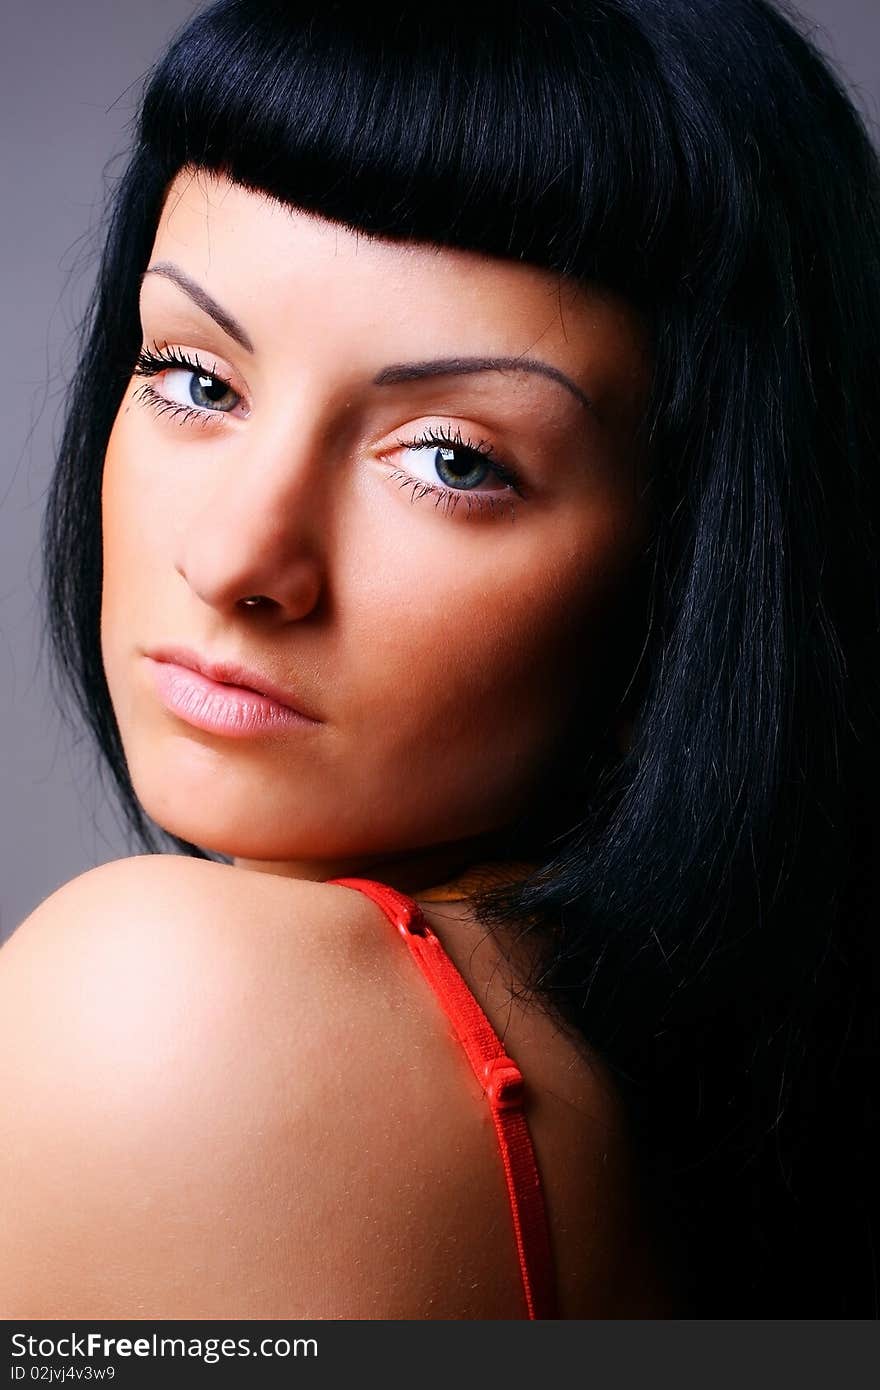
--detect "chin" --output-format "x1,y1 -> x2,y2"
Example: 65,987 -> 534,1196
127,769 -> 358,862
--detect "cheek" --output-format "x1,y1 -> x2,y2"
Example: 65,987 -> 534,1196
100,425 -> 133,727
102,405 -> 140,568
366,500 -> 633,695
99,412 -> 161,700
345,508 -> 630,793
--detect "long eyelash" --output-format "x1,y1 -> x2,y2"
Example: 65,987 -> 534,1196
391,424 -> 524,521
132,382 -> 219,430
131,341 -> 231,429
133,340 -> 225,381
388,471 -> 519,521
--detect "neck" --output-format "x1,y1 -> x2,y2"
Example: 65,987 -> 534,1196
231,825 -> 518,898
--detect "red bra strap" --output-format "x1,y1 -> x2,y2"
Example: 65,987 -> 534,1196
327,875 -> 558,1320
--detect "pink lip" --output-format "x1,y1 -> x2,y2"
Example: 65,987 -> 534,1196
145,649 -> 320,738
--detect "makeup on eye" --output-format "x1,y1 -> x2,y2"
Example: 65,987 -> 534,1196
133,341 -> 247,424
130,340 -> 530,516
385,423 -> 525,521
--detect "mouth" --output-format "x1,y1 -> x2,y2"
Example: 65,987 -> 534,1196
143,645 -> 321,737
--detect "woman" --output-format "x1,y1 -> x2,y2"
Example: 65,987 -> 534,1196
2,0 -> 878,1318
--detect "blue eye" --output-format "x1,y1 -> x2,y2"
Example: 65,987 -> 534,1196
132,343 -> 242,426
403,436 -> 497,489
389,424 -> 526,521
175,369 -> 238,412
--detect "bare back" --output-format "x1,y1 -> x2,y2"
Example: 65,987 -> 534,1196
409,886 -> 673,1317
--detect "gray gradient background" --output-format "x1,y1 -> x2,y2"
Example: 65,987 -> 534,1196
1,1 -> 878,941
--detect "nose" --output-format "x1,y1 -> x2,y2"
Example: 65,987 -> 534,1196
173,428 -> 328,621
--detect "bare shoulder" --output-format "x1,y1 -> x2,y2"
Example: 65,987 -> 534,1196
3,853 -> 370,970
0,856 -> 674,1318
0,857 -> 529,1318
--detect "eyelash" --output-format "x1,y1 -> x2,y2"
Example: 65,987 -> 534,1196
132,342 -> 229,430
131,343 -> 526,520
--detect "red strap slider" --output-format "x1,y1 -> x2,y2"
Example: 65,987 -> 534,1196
482,1055 -> 525,1110
392,900 -> 427,937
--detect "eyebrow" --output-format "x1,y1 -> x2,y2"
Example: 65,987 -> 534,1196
373,357 -> 594,414
141,262 -> 255,353
141,261 -> 594,413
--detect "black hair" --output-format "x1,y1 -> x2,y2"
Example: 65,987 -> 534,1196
42,0 -> 880,1315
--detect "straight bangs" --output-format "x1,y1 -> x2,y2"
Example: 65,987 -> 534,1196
138,0 -> 718,309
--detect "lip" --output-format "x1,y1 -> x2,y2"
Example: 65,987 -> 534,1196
144,645 -> 321,738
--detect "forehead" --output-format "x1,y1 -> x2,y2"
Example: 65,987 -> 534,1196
149,168 -> 644,344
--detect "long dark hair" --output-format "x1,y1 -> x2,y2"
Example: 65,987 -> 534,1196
42,0 -> 880,1315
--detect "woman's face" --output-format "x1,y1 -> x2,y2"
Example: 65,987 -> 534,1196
101,167 -> 651,881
